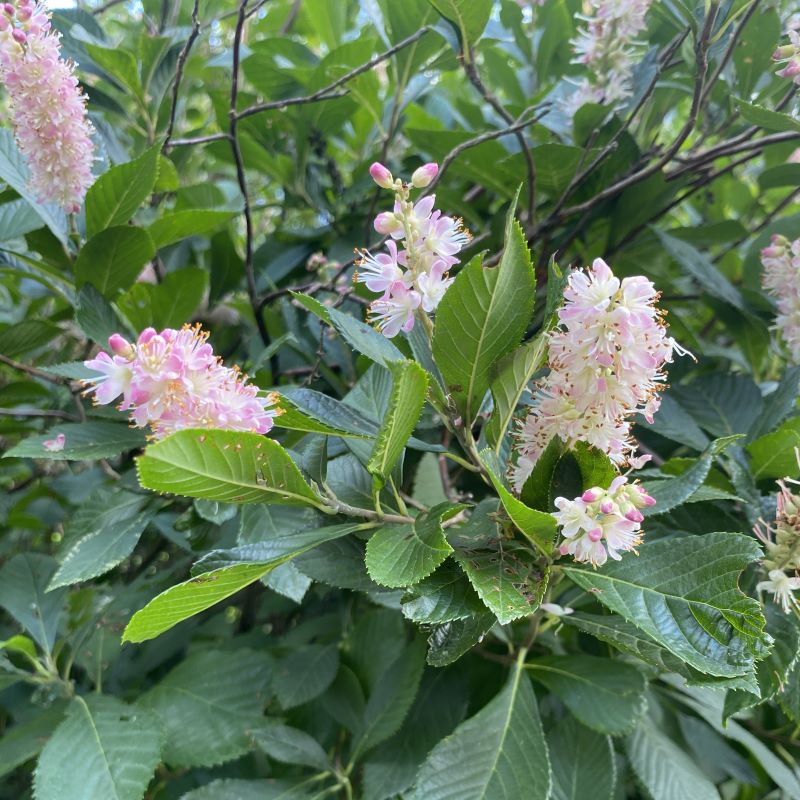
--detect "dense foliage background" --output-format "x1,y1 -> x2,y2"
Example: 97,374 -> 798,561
1,0 -> 800,798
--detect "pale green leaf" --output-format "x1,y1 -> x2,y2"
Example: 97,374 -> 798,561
138,648 -> 271,768
147,210 -> 235,249
409,655 -> 551,800
34,695 -> 162,800
549,716 -> 615,800
747,417 -> 800,480
136,429 -> 325,508
563,532 -> 768,677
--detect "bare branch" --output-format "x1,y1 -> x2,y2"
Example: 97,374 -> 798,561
163,0 -> 201,152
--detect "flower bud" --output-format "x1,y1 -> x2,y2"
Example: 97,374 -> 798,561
600,500 -> 614,514
373,211 -> 402,235
587,527 -> 603,542
581,488 -> 600,503
369,162 -> 393,189
108,333 -> 134,358
11,28 -> 25,44
778,61 -> 800,79
774,44 -> 796,61
411,162 -> 439,188
3,4 -> 15,16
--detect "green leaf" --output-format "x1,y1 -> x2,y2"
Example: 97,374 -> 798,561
251,721 -> 331,771
49,490 -> 155,589
180,779 -> 320,800
549,716 -> 615,800
75,283 -> 128,346
626,721 -> 720,800
655,230 -> 745,311
366,508 -> 455,588
275,392 -> 372,438
454,537 -> 548,625
362,671 -> 468,800
34,695 -> 162,800
645,435 -> 742,515
0,129 -> 67,243
85,145 -> 159,238
748,366 -> 800,441
425,613 -> 495,666
368,360 -> 429,486
0,554 -> 65,652
0,701 -> 68,780
138,648 -> 271,768
117,267 -> 208,330
124,523 -> 358,642
74,226 -> 156,298
410,654 -> 551,800
86,44 -> 144,103
432,209 -> 535,425
527,655 -> 646,735
273,644 -> 339,710
5,422 -> 147,461
147,209 -> 235,249
747,417 -> 800,480
401,561 -> 486,624
486,334 -> 548,452
563,532 -> 768,677
0,198 -> 44,240
480,449 -> 557,555
136,429 -> 325,507
328,305 -> 404,367
0,319 -> 60,358
427,0 -> 492,50
735,98 -> 800,133
354,636 -> 427,758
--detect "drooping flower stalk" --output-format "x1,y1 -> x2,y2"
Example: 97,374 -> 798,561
773,30 -> 800,84
553,475 -> 655,567
358,162 -> 470,337
755,474 -> 800,613
83,325 -> 281,439
564,0 -> 653,115
761,234 -> 800,362
0,0 -> 95,212
513,258 -> 683,489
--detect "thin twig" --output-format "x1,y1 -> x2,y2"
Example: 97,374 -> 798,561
91,0 -> 126,14
163,0 -> 201,152
236,27 -> 433,120
0,408 -> 79,421
0,353 -> 68,385
229,0 -> 277,372
169,132 -> 231,147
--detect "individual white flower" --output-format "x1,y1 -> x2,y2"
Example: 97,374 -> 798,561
756,569 -> 800,614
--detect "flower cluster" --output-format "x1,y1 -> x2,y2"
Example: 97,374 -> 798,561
553,476 -> 655,567
761,234 -> 800,362
0,1 -> 94,212
83,325 -> 281,439
358,162 -> 471,337
513,258 -> 682,490
755,476 -> 800,613
564,0 -> 653,115
773,30 -> 800,84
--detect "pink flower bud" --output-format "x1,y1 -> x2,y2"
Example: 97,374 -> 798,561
11,28 -> 26,44
373,211 -> 402,235
640,491 -> 656,507
587,527 -> 603,542
3,4 -> 15,16
600,500 -> 614,514
774,45 -> 796,61
108,333 -> 134,358
559,543 -> 570,555
43,433 -> 66,452
369,162 -> 393,189
581,488 -> 600,502
624,508 -> 644,522
411,162 -> 439,188
778,61 -> 800,79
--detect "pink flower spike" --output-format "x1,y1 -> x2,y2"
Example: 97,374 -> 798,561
411,162 -> 439,188
43,433 -> 65,452
369,162 -> 393,189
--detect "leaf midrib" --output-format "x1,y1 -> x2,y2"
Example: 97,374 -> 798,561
76,698 -> 122,800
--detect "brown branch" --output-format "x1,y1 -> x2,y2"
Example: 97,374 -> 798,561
0,353 -> 68,385
169,132 -> 231,147
163,0 -> 201,152
462,54 -> 537,224
236,27 -> 434,120
91,0 -> 126,14
229,0 -> 277,374
718,188 -> 800,258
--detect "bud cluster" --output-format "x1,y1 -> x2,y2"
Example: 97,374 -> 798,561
513,258 -> 683,489
773,30 -> 800,84
755,478 -> 800,613
553,476 -> 655,567
0,0 -> 94,212
83,325 -> 281,439
564,0 -> 653,115
761,234 -> 800,362
358,162 -> 471,337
